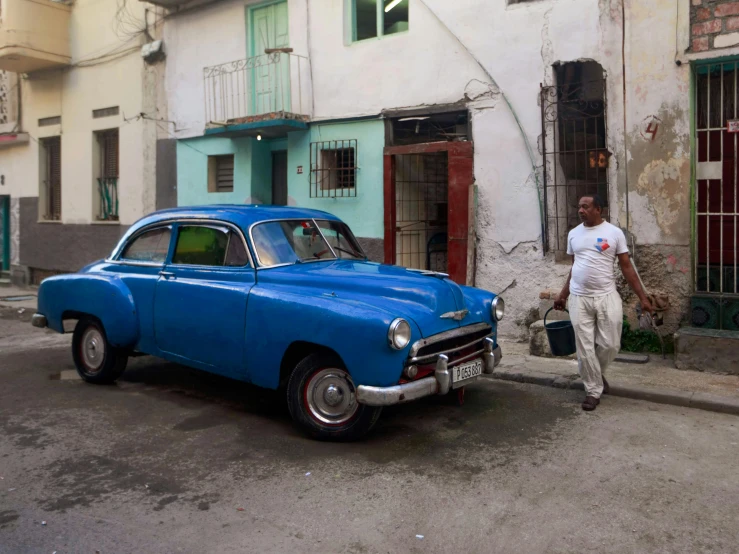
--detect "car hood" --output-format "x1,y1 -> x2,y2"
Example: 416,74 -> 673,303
257,260 -> 491,337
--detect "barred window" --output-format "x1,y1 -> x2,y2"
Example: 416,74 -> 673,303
310,140 -> 357,198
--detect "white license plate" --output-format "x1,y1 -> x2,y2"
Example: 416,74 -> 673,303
451,359 -> 483,389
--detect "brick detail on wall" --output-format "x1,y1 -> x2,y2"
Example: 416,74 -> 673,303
691,1 -> 739,51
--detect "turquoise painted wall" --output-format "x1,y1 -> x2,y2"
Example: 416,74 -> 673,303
177,136 -> 277,207
287,119 -> 385,239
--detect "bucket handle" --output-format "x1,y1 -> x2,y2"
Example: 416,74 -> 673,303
544,307 -> 569,327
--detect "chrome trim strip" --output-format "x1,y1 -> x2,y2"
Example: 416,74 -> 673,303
408,323 -> 492,358
408,333 -> 491,364
105,259 -> 165,268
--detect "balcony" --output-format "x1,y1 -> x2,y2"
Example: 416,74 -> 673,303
203,50 -> 312,139
0,0 -> 71,73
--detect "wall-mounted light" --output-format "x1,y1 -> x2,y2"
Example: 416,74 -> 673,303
385,0 -> 402,13
257,134 -> 262,141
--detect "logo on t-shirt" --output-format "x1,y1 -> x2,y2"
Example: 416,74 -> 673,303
595,238 -> 610,253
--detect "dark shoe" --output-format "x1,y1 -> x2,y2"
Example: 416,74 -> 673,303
582,396 -> 600,411
602,377 -> 610,395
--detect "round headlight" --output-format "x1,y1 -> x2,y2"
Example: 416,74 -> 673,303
388,318 -> 411,350
491,296 -> 505,321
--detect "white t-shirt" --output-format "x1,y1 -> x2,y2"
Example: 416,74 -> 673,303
567,221 -> 628,296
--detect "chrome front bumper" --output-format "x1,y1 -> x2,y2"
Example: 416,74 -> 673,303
31,313 -> 47,328
356,338 -> 502,407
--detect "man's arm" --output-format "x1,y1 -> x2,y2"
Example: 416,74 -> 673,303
617,253 -> 654,314
553,256 -> 573,311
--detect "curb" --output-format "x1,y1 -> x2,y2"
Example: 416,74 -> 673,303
487,369 -> 739,416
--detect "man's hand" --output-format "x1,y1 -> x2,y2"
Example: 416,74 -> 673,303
640,296 -> 655,315
553,294 -> 567,311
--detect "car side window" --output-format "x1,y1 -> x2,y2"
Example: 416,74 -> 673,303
225,233 -> 250,267
172,226 -> 229,266
120,227 -> 172,263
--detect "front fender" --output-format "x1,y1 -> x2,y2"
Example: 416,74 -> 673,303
245,286 -> 419,390
37,274 -> 139,348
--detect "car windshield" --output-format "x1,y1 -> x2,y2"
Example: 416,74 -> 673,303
251,219 -> 366,266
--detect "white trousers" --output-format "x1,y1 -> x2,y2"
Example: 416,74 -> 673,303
569,290 -> 623,399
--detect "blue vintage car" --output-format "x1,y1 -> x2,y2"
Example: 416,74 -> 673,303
32,206 -> 504,440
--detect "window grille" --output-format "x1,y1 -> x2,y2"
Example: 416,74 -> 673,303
38,116 -> 61,127
96,129 -> 119,221
208,155 -> 234,193
310,140 -> 357,198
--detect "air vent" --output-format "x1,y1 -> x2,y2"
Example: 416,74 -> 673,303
38,116 -> 61,127
93,106 -> 120,119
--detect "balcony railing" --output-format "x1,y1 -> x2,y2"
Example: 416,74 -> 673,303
203,51 -> 311,126
97,178 -> 119,221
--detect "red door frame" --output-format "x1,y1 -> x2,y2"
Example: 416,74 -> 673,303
383,141 -> 474,285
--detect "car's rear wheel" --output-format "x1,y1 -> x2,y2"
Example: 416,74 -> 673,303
72,318 -> 128,384
287,353 -> 382,441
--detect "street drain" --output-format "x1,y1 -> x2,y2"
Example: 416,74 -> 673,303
1,296 -> 36,302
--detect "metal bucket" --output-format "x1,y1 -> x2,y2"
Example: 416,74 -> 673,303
543,308 -> 577,357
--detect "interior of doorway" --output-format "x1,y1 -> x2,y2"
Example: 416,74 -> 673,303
272,150 -> 288,206
394,152 -> 449,272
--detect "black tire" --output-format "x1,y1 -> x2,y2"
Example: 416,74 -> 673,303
286,353 -> 382,442
72,318 -> 128,384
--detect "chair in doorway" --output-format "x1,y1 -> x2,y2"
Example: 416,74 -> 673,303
426,232 -> 448,273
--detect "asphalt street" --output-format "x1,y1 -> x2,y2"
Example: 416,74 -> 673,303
1,307 -> 738,553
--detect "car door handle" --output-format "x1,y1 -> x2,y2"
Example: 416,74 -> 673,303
159,271 -> 175,279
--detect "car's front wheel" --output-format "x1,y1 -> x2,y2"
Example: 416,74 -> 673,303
72,318 -> 128,384
287,353 -> 382,441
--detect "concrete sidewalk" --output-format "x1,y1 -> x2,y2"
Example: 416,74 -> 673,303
491,340 -> 739,415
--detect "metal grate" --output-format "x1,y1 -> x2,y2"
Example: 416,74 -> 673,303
541,72 -> 609,252
695,62 -> 739,297
394,152 -> 448,271
310,140 -> 357,198
92,106 -> 120,119
42,136 -> 61,221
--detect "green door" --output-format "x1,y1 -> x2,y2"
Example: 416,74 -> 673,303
0,196 -> 9,272
249,1 -> 290,115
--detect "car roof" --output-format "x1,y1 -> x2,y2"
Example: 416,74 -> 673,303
130,205 -> 343,233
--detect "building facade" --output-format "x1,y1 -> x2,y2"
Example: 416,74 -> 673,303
2,0 -> 737,339
0,0 -> 171,286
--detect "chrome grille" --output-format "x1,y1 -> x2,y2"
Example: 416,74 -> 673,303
408,323 -> 492,367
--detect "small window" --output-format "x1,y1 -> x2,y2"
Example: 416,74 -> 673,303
41,136 -> 62,221
352,0 -> 408,42
95,129 -> 119,221
310,140 -> 357,198
208,155 -> 234,193
121,227 -> 172,263
172,226 -> 230,266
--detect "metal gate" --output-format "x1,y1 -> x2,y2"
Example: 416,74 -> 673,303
541,77 -> 609,252
394,152 -> 449,272
695,62 -> 739,298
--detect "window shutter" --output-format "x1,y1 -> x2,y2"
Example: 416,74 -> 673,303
216,155 -> 234,192
101,130 -> 119,178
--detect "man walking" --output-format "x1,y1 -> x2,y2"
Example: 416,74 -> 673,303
554,195 -> 653,411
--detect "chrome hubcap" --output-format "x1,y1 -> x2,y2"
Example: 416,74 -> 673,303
305,368 -> 358,425
81,327 -> 105,373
